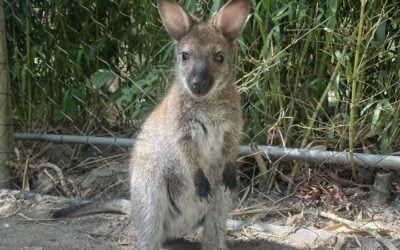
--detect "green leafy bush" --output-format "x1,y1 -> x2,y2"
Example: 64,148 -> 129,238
5,0 -> 400,156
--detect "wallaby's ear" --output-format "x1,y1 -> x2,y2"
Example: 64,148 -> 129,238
212,0 -> 250,41
157,0 -> 193,40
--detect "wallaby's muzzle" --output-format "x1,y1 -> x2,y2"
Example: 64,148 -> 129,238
187,62 -> 214,97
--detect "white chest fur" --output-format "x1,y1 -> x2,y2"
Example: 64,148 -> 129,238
190,115 -> 227,167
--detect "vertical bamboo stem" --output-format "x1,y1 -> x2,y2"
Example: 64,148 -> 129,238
349,0 -> 367,180
0,0 -> 14,188
25,0 -> 32,128
286,48 -> 347,195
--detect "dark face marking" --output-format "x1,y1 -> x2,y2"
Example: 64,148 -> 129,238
223,161 -> 237,191
187,61 -> 214,97
194,168 -> 211,201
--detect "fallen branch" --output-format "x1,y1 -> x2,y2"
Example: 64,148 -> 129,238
0,189 -> 85,206
226,218 -> 335,240
5,160 -> 76,197
251,143 -> 269,189
30,162 -> 74,197
318,210 -> 397,250
230,206 -> 297,216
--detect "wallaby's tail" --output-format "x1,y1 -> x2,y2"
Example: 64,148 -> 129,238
51,199 -> 131,218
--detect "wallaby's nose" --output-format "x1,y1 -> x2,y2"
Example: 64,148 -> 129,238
188,63 -> 214,96
190,77 -> 211,96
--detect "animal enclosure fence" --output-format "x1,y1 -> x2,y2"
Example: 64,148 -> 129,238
1,0 -> 400,195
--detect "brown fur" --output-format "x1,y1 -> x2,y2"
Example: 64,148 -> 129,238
130,1 -> 249,249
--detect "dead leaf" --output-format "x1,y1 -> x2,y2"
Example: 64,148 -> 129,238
322,222 -> 368,235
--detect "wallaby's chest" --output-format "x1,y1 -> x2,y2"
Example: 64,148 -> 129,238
188,109 -> 233,166
193,119 -> 223,157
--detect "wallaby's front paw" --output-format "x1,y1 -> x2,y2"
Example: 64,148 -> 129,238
223,162 -> 237,191
194,169 -> 211,200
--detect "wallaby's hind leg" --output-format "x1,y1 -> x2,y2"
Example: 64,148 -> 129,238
202,186 -> 233,250
131,178 -> 167,250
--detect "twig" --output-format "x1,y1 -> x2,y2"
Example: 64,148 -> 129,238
328,171 -> 371,188
17,212 -> 33,220
22,151 -> 30,191
94,179 -> 126,199
226,218 -> 335,240
318,210 -> 397,250
17,212 -> 57,222
30,162 -> 74,197
42,169 -> 58,193
251,143 -> 269,189
236,186 -> 250,209
230,207 -> 297,217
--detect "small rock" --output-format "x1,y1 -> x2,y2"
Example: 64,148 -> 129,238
3,223 -> 10,228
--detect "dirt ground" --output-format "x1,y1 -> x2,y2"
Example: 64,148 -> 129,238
0,190 -> 399,250
0,199 -> 306,250
2,144 -> 400,249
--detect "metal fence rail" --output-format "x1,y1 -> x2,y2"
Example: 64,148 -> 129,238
14,132 -> 400,171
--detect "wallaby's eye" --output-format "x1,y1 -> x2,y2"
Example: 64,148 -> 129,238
215,51 -> 224,63
182,52 -> 190,61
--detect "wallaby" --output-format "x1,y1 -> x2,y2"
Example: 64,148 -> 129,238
52,0 -> 249,249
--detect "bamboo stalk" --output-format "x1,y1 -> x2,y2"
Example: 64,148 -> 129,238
349,0 -> 367,180
0,0 -> 14,188
25,0 -> 32,128
286,48 -> 347,195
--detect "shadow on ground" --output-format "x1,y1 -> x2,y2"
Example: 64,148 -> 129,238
165,238 -> 303,250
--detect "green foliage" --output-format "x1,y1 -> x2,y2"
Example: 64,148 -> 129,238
5,0 -> 169,130
5,0 -> 400,155
238,0 -> 400,155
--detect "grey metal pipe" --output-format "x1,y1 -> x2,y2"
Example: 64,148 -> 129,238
14,132 -> 135,147
14,132 -> 400,170
239,146 -> 400,170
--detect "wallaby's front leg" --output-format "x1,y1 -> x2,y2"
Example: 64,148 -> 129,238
202,186 -> 232,250
202,133 -> 240,250
222,161 -> 237,191
222,131 -> 240,192
131,175 -> 166,250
